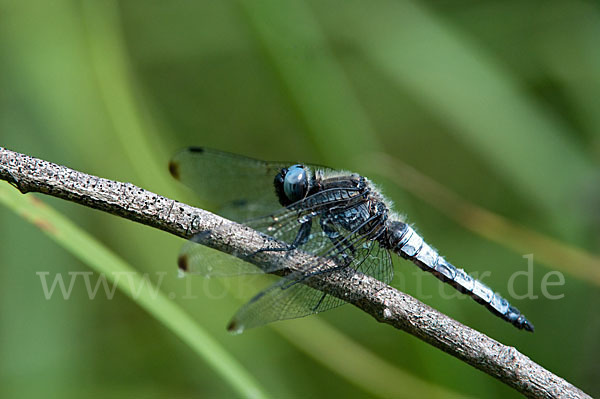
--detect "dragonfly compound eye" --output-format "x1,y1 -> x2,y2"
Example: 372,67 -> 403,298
283,165 -> 309,203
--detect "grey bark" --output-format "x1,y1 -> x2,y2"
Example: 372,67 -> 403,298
0,147 -> 590,399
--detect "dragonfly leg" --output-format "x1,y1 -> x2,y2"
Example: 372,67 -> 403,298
320,216 -> 355,266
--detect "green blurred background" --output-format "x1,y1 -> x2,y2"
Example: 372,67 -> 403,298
1,0 -> 599,398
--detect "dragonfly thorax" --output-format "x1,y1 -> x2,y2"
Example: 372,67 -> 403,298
313,173 -> 390,241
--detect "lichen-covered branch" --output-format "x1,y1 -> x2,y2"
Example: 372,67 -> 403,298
0,147 -> 590,399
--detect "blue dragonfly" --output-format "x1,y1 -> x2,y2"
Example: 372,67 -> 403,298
169,147 -> 534,333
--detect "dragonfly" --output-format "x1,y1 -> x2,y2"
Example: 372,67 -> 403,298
169,147 -> 534,333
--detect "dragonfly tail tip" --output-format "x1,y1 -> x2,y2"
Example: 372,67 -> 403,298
524,321 -> 535,333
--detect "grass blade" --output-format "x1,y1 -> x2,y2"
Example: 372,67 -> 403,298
0,183 -> 271,399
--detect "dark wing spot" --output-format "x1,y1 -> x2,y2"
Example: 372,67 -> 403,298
188,146 -> 205,153
168,161 -> 180,180
226,320 -> 238,332
177,254 -> 189,272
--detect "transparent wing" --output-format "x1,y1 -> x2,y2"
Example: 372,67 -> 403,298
227,280 -> 347,334
169,147 -> 330,222
228,211 -> 392,332
177,233 -> 264,277
357,239 -> 394,284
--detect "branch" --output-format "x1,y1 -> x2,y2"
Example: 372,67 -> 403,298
0,147 -> 590,399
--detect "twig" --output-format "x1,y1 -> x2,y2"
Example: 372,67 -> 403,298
0,147 -> 590,399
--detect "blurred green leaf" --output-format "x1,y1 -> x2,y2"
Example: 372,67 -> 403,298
347,1 -> 595,236
237,0 -> 382,166
369,152 -> 600,286
0,184 -> 271,399
273,318 -> 470,399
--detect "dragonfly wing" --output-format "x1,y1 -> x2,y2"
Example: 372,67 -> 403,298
169,147 -> 290,221
178,234 -> 264,277
228,209 -> 391,332
357,238 -> 394,285
227,279 -> 347,333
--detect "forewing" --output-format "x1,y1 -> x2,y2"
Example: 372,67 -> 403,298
169,147 -> 289,221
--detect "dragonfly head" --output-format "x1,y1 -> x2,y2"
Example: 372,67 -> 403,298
274,164 -> 311,206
